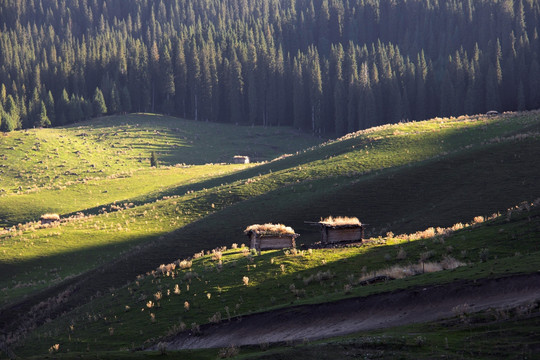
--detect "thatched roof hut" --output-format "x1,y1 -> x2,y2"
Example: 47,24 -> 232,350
233,155 -> 250,164
40,213 -> 60,225
244,223 -> 299,251
309,216 -> 364,244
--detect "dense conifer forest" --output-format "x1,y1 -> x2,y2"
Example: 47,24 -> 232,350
0,0 -> 539,134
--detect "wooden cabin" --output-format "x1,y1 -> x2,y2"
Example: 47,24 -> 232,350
233,155 -> 250,164
40,213 -> 60,225
309,216 -> 364,244
244,223 -> 299,251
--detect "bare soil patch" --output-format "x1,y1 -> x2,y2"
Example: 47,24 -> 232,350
162,272 -> 540,350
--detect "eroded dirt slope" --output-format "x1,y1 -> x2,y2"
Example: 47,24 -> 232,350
162,273 -> 540,349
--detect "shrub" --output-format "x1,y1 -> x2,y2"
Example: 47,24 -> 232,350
212,251 -> 222,261
208,312 -> 222,324
157,342 -> 167,355
150,151 -> 159,167
191,322 -> 201,335
479,248 -> 490,262
177,259 -> 192,269
218,345 -> 239,358
473,216 -> 485,224
396,247 -> 407,260
48,344 -> 60,353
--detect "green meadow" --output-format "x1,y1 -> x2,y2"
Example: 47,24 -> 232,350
1,111 -> 539,358
0,113 -> 320,226
16,202 -> 540,357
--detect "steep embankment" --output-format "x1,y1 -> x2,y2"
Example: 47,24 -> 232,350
163,273 -> 540,349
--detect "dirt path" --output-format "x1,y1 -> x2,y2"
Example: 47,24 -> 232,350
162,273 -> 540,349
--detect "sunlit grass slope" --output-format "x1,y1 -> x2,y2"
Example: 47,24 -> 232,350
16,201 -> 540,356
0,113 -> 322,226
1,112 -> 538,309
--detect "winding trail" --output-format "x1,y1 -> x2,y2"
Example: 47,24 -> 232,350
162,272 -> 540,349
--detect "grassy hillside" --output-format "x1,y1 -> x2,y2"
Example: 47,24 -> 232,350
15,200 -> 540,357
1,112 -> 538,304
0,113 -> 322,226
1,111 -> 539,358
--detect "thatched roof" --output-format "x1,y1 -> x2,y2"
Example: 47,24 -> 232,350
318,216 -> 362,228
244,223 -> 298,237
40,213 -> 60,221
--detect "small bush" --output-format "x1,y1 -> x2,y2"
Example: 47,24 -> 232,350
479,248 -> 490,262
473,216 -> 485,224
191,322 -> 201,335
157,342 -> 167,355
178,259 -> 192,269
212,251 -> 222,261
218,345 -> 239,358
208,312 -> 222,324
48,344 -> 60,353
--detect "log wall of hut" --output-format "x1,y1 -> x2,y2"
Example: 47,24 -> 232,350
323,227 -> 363,243
249,233 -> 296,250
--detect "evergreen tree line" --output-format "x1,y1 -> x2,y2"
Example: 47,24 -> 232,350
0,0 -> 539,134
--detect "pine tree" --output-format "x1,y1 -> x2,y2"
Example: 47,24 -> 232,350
57,89 -> 70,125
38,101 -> 51,127
150,151 -> 159,167
345,43 -> 358,133
5,95 -> 20,131
0,84 -> 6,106
528,57 -> 540,108
68,94 -> 84,122
331,44 -> 347,135
93,87 -> 107,117
161,45 -> 175,114
150,42 -> 160,113
517,80 -> 526,111
120,86 -> 132,113
109,84 -> 121,114
292,57 -> 306,129
45,91 -> 56,125
229,52 -> 244,124
0,112 -> 12,132
307,46 -> 323,133
174,39 -> 188,117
